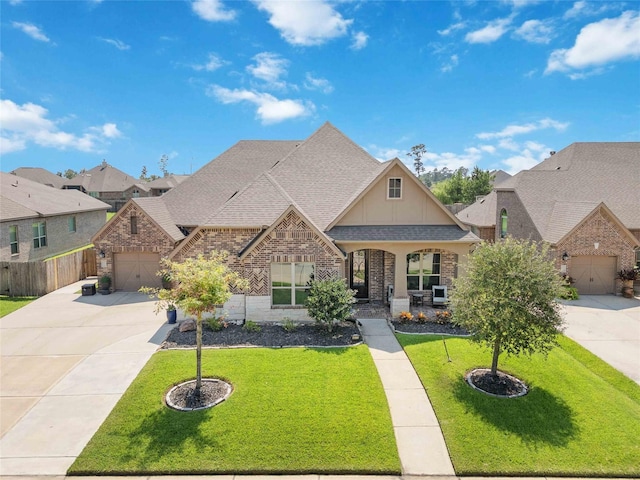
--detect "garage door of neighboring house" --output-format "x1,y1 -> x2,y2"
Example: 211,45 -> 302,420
114,252 -> 161,291
572,256 -> 616,295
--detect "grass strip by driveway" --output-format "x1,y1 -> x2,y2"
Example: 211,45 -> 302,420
0,296 -> 37,317
397,334 -> 640,477
69,345 -> 400,475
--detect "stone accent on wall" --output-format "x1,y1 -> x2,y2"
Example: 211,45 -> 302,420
93,202 -> 177,279
369,249 -> 384,302
391,297 -> 410,316
246,296 -> 313,323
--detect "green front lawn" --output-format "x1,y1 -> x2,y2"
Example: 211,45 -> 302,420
397,334 -> 640,477
0,296 -> 37,317
69,346 -> 400,475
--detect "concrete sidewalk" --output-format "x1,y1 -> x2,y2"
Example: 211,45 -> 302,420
359,318 -> 455,476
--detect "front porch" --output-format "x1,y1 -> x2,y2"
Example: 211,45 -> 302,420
352,300 -> 447,320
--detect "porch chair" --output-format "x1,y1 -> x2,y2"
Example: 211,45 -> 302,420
432,285 -> 448,307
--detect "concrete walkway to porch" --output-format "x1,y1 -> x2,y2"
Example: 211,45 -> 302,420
358,318 -> 455,476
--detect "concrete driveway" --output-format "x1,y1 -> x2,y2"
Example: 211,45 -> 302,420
561,295 -> 640,385
0,278 -> 172,476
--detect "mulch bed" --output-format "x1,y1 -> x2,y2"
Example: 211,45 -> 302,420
467,368 -> 528,397
391,320 -> 469,335
166,379 -> 232,410
162,321 -> 361,349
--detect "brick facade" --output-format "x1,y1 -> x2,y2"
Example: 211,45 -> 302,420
556,207 -> 638,291
1,210 -> 106,262
94,202 -> 177,279
495,190 -> 542,242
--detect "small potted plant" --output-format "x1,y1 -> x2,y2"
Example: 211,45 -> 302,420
616,268 -> 638,298
166,303 -> 177,324
98,275 -> 111,295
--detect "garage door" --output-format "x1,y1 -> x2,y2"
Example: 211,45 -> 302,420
114,252 -> 161,291
571,256 -> 616,295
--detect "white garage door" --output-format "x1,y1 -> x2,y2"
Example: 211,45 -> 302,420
571,256 -> 616,295
114,252 -> 161,291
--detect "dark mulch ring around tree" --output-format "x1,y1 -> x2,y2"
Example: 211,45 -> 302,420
166,378 -> 233,411
162,320 -> 362,349
466,368 -> 528,398
391,320 -> 469,336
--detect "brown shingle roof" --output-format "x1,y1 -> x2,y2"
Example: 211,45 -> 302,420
1,172 -> 110,221
457,142 -> 640,239
131,197 -> 185,242
10,167 -> 65,189
146,175 -> 189,190
63,163 -> 139,192
163,140 -> 299,226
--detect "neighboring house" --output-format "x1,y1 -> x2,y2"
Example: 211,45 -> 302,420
63,160 -> 150,211
147,174 -> 189,196
490,169 -> 512,186
457,142 -> 640,295
1,172 -> 110,262
10,167 -> 66,189
93,123 -> 479,319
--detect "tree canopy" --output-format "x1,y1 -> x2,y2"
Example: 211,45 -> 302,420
449,237 -> 565,375
430,166 -> 494,204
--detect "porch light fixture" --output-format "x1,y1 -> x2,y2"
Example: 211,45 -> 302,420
562,252 -> 569,262
594,242 -> 599,250
99,250 -> 106,258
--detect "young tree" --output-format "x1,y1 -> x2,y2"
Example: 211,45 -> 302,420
449,237 -> 565,375
140,165 -> 148,181
140,252 -> 248,398
159,154 -> 169,177
407,144 -> 427,178
305,277 -> 356,332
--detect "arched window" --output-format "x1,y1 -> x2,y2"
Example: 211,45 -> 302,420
500,209 -> 508,238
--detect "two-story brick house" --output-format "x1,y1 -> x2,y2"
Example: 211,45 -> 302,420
457,142 -> 640,295
92,123 -> 480,320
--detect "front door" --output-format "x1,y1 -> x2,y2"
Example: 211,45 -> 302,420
350,250 -> 368,299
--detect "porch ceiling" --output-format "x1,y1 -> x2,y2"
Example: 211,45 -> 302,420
325,225 -> 479,242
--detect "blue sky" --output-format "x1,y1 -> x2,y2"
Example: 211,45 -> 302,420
1,0 -> 639,178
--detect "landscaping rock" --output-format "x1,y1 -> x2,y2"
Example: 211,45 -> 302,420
179,319 -> 196,332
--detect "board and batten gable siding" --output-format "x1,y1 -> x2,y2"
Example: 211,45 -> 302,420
336,163 -> 453,227
93,202 -> 177,279
1,210 -> 106,262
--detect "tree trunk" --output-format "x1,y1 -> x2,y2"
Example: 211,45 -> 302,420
195,314 -> 202,399
491,338 -> 501,376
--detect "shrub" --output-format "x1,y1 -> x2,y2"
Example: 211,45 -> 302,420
305,277 -> 356,332
282,317 -> 297,332
416,311 -> 427,323
398,311 -> 414,323
243,320 -> 262,333
559,286 -> 579,300
206,315 -> 227,331
434,309 -> 452,324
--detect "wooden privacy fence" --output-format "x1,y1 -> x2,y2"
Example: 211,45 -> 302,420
0,248 -> 97,297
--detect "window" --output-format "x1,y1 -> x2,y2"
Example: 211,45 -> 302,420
636,250 -> 640,269
271,262 -> 314,306
500,209 -> 508,238
9,226 -> 19,255
388,177 -> 402,199
407,252 -> 440,290
131,215 -> 138,234
68,216 -> 76,233
89,192 -> 99,198
32,222 -> 47,249
132,189 -> 140,198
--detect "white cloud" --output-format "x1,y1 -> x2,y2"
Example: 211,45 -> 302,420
514,19 -> 554,44
206,85 -> 314,124
9,0 -> 24,5
0,99 -> 121,154
480,145 -> 496,154
368,145 -> 402,161
423,148 -> 479,171
465,17 -> 513,44
501,148 -> 549,174
304,73 -> 334,94
563,1 -> 617,20
545,11 -> 640,74
192,0 -> 236,22
99,37 -> 130,50
438,22 -> 466,36
247,52 -> 289,85
498,138 -> 520,151
501,0 -> 540,7
441,54 -> 459,73
351,31 -> 368,50
477,118 -> 569,140
12,22 -> 50,42
192,52 -> 227,72
253,0 -> 352,46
